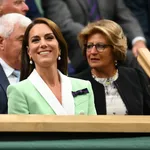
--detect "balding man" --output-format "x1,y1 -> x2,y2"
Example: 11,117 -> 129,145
0,0 -> 29,16
0,13 -> 31,113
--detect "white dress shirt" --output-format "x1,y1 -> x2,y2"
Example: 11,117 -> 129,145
0,58 -> 19,85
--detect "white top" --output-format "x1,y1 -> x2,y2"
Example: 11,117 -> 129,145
0,58 -> 19,84
92,70 -> 127,115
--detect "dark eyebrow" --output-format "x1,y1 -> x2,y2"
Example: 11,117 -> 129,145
31,35 -> 39,39
31,33 -> 54,39
45,33 -> 54,36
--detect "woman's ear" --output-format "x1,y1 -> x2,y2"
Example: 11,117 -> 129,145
27,46 -> 31,58
0,6 -> 3,16
26,46 -> 29,51
59,48 -> 61,55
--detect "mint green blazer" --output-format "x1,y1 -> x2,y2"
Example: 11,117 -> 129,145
7,77 -> 97,115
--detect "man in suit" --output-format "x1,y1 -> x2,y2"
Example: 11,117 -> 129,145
0,0 -> 29,16
124,0 -> 150,50
0,13 -> 31,113
26,0 -> 42,20
0,0 -> 30,114
42,0 -> 147,74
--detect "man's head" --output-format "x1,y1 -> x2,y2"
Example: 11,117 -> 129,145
0,13 -> 32,70
0,0 -> 29,16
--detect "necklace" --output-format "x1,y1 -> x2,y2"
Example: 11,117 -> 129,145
92,70 -> 119,86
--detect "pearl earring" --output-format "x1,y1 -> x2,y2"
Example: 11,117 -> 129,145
30,60 -> 33,64
58,56 -> 61,60
115,60 -> 118,67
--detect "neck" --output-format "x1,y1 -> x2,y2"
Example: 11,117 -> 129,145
36,66 -> 60,87
1,57 -> 21,70
91,66 -> 117,78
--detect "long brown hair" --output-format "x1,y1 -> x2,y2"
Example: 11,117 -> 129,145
20,17 -> 68,81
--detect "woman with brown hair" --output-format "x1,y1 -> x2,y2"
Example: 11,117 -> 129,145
75,19 -> 150,115
7,18 -> 96,115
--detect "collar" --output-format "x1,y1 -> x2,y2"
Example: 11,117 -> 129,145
0,58 -> 15,77
92,70 -> 119,86
28,69 -> 75,115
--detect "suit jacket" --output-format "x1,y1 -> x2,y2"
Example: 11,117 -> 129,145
26,0 -> 42,20
124,0 -> 150,49
7,69 -> 96,115
0,64 -> 9,114
42,0 -> 144,72
73,67 -> 150,115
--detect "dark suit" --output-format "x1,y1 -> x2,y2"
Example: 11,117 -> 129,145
124,0 -> 150,49
26,0 -> 42,20
42,0 -> 144,73
0,64 -> 9,113
73,67 -> 150,115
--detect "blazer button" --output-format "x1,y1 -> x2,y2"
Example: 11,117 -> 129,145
79,110 -> 85,115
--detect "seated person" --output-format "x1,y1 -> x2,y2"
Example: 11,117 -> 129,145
0,13 -> 31,114
74,19 -> 150,115
42,0 -> 147,74
7,17 -> 96,115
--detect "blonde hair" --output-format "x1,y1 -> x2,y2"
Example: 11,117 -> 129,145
78,19 -> 127,61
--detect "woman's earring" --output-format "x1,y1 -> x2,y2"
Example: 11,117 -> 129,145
115,60 -> 118,67
58,56 -> 61,60
30,59 -> 33,64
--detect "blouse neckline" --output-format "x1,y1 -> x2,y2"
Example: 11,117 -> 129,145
92,70 -> 119,86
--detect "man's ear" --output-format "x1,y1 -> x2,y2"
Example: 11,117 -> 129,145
0,6 -> 3,16
0,36 -> 4,51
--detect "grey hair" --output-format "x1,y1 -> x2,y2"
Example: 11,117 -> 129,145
0,13 -> 32,38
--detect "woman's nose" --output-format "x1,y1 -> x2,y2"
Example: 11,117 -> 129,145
40,39 -> 48,48
90,46 -> 98,54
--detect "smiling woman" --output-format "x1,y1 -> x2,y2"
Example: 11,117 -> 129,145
74,19 -> 150,115
7,17 -> 97,115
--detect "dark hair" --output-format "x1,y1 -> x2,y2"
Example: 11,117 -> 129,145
20,17 -> 68,81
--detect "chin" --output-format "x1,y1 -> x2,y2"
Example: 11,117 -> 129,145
89,63 -> 100,68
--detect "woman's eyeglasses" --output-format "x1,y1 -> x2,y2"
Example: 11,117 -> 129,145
85,43 -> 112,52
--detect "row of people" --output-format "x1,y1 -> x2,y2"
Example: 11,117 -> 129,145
0,0 -> 148,76
0,12 -> 149,115
0,0 -> 150,115
41,0 -> 147,74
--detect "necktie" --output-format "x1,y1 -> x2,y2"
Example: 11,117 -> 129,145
88,0 -> 101,22
13,70 -> 20,82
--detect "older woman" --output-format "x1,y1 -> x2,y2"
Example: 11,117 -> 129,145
75,19 -> 150,115
7,18 -> 96,115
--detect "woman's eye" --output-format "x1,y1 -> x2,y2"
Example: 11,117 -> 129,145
32,39 -> 39,43
46,35 -> 54,40
87,44 -> 93,49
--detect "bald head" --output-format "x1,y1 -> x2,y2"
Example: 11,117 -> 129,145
0,0 -> 29,16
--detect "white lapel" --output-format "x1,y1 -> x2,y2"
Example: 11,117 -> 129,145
28,69 -> 74,115
59,71 -> 75,115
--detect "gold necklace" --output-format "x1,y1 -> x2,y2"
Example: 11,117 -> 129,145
92,69 -> 118,86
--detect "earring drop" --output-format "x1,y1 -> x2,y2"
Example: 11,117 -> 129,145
30,60 -> 33,64
58,56 -> 61,60
115,60 -> 118,67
